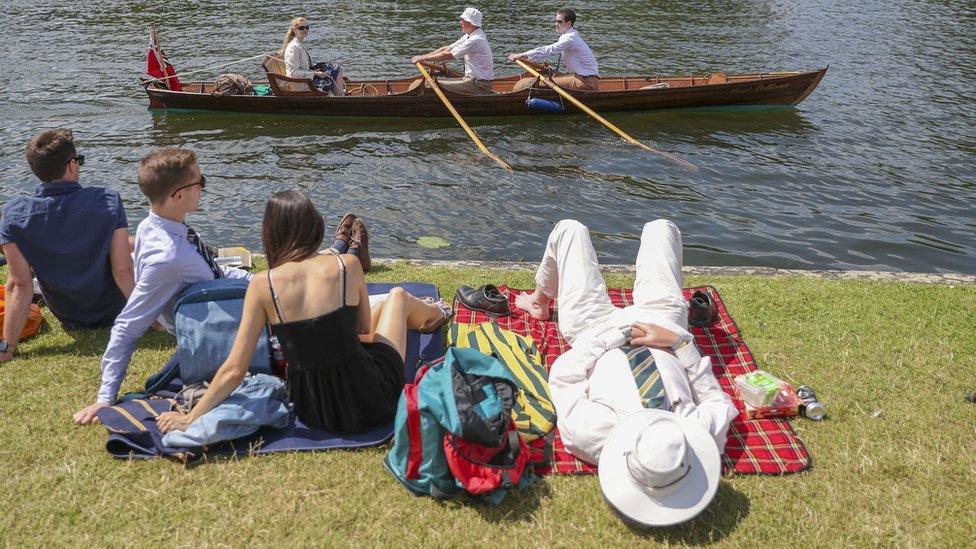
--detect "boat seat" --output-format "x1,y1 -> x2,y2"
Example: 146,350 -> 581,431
262,53 -> 322,96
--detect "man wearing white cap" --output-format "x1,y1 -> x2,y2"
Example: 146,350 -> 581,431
410,7 -> 495,95
516,219 -> 737,525
508,8 -> 600,90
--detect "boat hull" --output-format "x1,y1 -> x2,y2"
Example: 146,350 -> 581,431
146,68 -> 827,117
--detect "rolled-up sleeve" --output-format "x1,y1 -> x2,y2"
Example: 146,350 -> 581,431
96,258 -> 181,403
113,193 -> 128,230
448,36 -> 472,59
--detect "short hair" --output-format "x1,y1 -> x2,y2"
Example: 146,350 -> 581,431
557,8 -> 577,25
25,129 -> 76,183
138,148 -> 198,204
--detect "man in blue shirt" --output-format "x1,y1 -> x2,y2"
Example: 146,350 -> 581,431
1,129 -> 135,363
74,148 -> 249,425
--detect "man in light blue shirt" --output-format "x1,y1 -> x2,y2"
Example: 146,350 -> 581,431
73,148 -> 249,425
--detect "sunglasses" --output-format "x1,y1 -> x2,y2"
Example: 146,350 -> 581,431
295,25 -> 309,31
554,19 -> 565,23
68,155 -> 85,167
170,175 -> 206,198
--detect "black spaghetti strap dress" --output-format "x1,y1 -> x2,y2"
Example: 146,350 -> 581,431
268,255 -> 405,433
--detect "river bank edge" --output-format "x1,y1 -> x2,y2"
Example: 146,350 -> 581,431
362,259 -> 976,285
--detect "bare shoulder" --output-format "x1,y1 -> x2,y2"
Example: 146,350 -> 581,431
248,271 -> 273,297
338,254 -> 365,280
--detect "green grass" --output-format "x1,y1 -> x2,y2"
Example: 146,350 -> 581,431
1,262 -> 974,546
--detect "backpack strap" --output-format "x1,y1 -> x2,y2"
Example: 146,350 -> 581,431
267,269 -> 286,323
404,382 -> 423,480
335,254 -> 347,306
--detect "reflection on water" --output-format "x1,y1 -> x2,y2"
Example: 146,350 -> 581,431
0,0 -> 973,273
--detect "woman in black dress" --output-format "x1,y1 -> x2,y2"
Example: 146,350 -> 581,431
159,190 -> 450,434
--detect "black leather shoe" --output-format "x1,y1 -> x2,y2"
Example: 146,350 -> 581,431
456,284 -> 511,317
688,290 -> 717,327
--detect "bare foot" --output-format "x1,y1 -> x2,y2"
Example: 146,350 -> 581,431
514,289 -> 551,321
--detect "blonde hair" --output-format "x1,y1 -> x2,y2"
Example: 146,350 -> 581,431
279,17 -> 307,53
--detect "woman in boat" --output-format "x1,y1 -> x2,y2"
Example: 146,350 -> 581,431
157,190 -> 452,434
280,16 -> 346,96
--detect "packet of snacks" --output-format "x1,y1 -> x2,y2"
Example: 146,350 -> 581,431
735,370 -> 801,420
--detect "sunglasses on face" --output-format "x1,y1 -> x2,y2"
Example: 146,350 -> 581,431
295,25 -> 309,31
68,155 -> 85,167
554,19 -> 565,23
170,174 -> 206,198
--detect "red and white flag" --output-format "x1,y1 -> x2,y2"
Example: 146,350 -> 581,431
147,29 -> 182,91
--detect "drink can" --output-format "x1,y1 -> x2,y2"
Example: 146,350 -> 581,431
796,385 -> 826,421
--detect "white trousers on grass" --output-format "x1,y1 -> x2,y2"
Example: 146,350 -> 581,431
534,218 -> 688,343
536,219 -> 736,465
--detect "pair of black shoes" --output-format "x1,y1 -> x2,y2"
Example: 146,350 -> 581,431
456,284 -> 511,317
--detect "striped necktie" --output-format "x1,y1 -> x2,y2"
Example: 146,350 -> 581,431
621,345 -> 667,410
186,226 -> 223,279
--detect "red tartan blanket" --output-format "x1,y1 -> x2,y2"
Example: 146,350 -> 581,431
453,285 -> 812,476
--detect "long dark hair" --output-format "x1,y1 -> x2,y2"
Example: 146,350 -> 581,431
262,190 -> 325,268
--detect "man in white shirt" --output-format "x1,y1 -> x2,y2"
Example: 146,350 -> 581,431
515,219 -> 737,465
508,8 -> 600,90
410,7 -> 495,95
73,148 -> 249,425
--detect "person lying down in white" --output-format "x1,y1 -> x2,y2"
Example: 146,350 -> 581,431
515,219 -> 737,465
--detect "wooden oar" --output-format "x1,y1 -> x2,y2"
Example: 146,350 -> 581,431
515,60 -> 697,172
415,63 -> 511,170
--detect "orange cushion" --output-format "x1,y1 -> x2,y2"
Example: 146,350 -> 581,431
0,286 -> 43,340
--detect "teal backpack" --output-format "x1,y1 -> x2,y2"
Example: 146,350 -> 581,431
383,347 -> 536,504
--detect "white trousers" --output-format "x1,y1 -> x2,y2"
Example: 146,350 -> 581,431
534,218 -> 688,343
538,219 -> 737,464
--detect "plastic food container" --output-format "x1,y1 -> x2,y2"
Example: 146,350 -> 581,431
735,370 -> 784,407
735,370 -> 801,419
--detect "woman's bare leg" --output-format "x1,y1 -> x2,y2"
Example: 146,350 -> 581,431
370,299 -> 385,333
371,287 -> 443,360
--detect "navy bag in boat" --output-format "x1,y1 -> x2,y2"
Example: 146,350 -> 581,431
175,278 -> 271,383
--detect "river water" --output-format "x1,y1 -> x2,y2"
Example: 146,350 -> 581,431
1,1 -> 973,272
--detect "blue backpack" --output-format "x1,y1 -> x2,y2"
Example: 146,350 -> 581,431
383,347 -> 535,504
174,278 -> 271,383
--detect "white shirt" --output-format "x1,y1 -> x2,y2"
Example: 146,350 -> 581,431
96,213 -> 249,403
283,38 -> 315,79
524,28 -> 600,77
448,28 -> 494,80
549,320 -> 737,465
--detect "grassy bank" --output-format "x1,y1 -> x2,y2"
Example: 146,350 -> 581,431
1,262 -> 974,546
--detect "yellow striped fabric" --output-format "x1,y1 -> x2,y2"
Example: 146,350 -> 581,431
449,322 -> 556,441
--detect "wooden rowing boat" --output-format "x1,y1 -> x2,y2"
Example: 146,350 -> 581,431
144,67 -> 827,118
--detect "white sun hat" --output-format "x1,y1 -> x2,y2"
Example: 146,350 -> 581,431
598,409 -> 721,527
459,7 -> 483,27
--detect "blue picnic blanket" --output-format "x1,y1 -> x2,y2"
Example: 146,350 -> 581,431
98,282 -> 444,461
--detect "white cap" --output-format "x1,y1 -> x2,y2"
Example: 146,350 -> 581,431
460,7 -> 483,27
